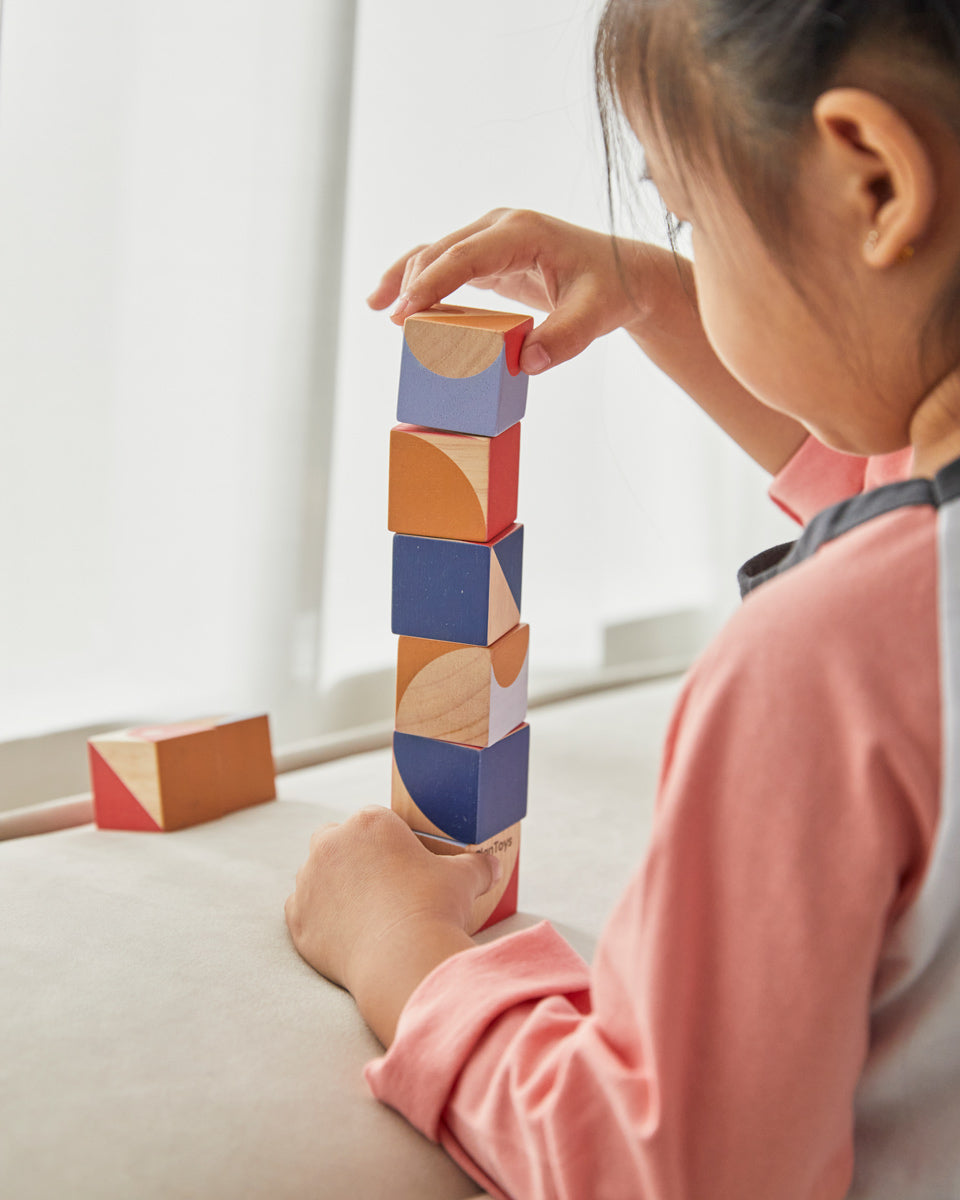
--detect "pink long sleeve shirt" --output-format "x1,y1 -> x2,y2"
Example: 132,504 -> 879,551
366,439 -> 960,1199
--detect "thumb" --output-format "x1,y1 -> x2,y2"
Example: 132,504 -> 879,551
518,291 -> 619,376
446,848 -> 503,901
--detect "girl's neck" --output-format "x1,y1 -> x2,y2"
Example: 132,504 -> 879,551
910,365 -> 960,479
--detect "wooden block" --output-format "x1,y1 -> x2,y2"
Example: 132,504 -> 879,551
392,523 -> 523,646
395,624 -> 529,748
88,714 -> 275,831
416,823 -> 520,932
388,422 -> 520,544
397,306 -> 533,436
391,722 -> 529,844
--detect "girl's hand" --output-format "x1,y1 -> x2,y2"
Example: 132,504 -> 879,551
368,208 -> 809,475
367,208 -> 676,376
285,807 -> 500,1044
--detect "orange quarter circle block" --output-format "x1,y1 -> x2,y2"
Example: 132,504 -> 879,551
88,714 -> 276,832
388,422 -> 520,544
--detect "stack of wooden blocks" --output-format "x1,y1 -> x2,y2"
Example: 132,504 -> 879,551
388,305 -> 534,931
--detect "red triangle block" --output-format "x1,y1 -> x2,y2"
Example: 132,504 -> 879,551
479,855 -> 519,931
88,745 -> 163,832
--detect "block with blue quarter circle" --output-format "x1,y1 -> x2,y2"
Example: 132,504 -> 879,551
391,722 -> 530,845
397,306 -> 534,437
392,523 -> 523,646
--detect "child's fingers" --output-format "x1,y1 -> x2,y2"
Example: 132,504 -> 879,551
519,282 -> 622,375
308,821 -> 340,850
391,209 -> 533,322
392,237 -> 508,323
366,211 -> 509,317
438,850 -> 504,932
367,245 -> 430,310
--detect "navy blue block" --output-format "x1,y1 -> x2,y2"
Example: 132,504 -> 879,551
392,524 -> 523,646
392,723 -> 529,844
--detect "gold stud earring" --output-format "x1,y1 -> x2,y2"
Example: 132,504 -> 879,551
898,244 -> 915,263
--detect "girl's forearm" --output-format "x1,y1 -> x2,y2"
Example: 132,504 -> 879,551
350,918 -> 476,1048
622,246 -> 809,475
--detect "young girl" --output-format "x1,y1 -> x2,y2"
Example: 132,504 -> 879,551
285,2 -> 960,1195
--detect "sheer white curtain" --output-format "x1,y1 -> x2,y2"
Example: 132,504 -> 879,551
1,0 -> 794,805
0,0 -> 356,773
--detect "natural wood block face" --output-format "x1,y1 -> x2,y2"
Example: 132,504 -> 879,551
88,714 -> 275,831
397,306 -> 533,436
395,624 -> 529,748
416,823 -> 520,931
392,523 -> 523,646
391,723 -> 529,844
388,422 -> 520,544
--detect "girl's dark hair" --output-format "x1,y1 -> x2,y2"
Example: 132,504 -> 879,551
595,0 -> 960,353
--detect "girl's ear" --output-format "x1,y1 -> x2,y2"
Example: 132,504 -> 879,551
812,88 -> 935,268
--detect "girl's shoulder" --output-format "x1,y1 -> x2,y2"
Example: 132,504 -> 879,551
683,493 -> 939,761
658,491 -> 940,910
737,488 -> 936,655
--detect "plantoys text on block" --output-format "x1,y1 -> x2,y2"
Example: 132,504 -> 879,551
89,713 -> 276,832
395,623 -> 529,748
392,523 -> 523,646
388,422 -> 520,544
416,823 -> 521,932
397,306 -> 533,436
392,722 -> 529,845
